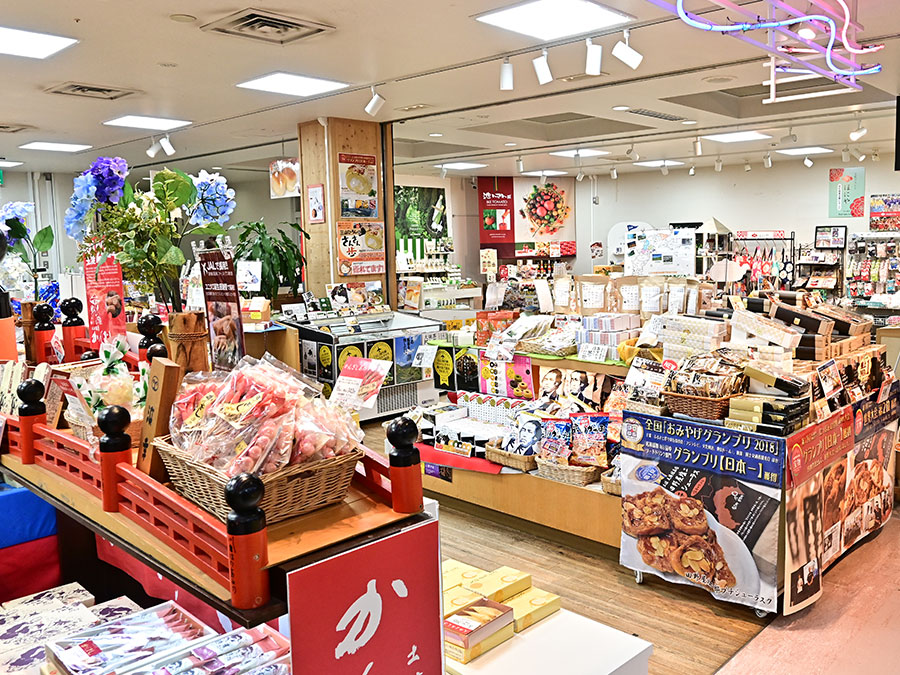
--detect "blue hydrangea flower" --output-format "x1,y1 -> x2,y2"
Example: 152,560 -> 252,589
190,170 -> 236,226
64,173 -> 97,242
0,201 -> 35,234
88,156 -> 129,204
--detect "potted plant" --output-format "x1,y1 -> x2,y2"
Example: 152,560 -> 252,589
0,201 -> 55,299
232,220 -> 309,303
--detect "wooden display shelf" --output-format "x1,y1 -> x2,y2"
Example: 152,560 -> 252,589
424,469 -> 622,548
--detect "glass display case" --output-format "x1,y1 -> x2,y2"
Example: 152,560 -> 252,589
282,310 -> 442,420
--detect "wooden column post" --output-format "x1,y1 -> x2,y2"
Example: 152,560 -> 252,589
21,301 -> 37,365
167,311 -> 209,373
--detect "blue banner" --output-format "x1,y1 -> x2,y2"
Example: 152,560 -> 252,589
621,412 -> 786,488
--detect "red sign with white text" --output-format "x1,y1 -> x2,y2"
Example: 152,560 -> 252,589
478,176 -> 515,257
84,255 -> 127,348
785,407 -> 853,488
288,519 -> 442,675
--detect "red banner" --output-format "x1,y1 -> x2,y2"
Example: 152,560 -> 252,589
84,255 -> 127,348
478,176 -> 515,257
288,519 -> 442,675
786,407 -> 853,488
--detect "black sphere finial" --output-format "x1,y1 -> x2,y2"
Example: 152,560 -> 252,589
225,473 -> 265,512
80,350 -> 99,361
386,416 -> 418,449
146,343 -> 168,363
17,378 -> 46,417
33,303 -> 54,322
97,405 -> 130,435
61,298 -> 85,327
137,314 -> 163,338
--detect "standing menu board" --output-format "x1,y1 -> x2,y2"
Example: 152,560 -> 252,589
197,247 -> 245,370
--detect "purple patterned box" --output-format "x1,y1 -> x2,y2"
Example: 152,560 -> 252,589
89,597 -> 141,623
0,603 -> 98,673
3,583 -> 94,611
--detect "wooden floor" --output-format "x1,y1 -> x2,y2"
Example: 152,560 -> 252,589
364,420 -> 768,674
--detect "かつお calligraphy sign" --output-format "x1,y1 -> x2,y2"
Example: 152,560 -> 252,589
288,519 -> 442,674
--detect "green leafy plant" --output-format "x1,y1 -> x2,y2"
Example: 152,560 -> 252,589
232,220 -> 309,302
5,216 -> 55,299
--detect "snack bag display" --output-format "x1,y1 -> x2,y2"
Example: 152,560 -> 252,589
570,412 -> 609,468
539,418 -> 572,464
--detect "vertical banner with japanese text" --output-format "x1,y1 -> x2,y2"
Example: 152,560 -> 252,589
478,177 -> 515,258
619,412 -> 783,612
197,248 -> 245,370
288,519 -> 442,674
84,254 -> 127,348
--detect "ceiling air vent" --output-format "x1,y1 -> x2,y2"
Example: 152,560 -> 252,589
0,123 -> 34,133
201,8 -> 334,45
626,108 -> 686,122
45,82 -> 140,101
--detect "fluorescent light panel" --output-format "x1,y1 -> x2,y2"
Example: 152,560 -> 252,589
434,162 -> 487,170
476,0 -> 632,41
237,72 -> 348,97
0,26 -> 77,59
633,160 -> 684,168
0,161 -> 23,168
775,146 -> 833,156
702,131 -> 772,143
19,142 -> 91,152
549,149 -> 609,157
104,115 -> 191,131
522,170 -> 567,176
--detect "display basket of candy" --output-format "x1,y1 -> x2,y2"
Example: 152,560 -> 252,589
534,457 -> 601,487
154,353 -> 366,523
661,390 -> 736,420
485,445 -> 537,472
600,467 -> 621,496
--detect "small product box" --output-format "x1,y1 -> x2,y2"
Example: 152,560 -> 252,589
443,561 -> 489,591
442,587 -> 484,619
463,566 -> 532,602
3,582 -> 95,610
504,587 -> 561,632
444,622 -> 515,665
443,598 -> 514,651
423,403 -> 468,427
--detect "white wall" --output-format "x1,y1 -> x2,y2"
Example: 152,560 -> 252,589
227,174 -> 298,236
573,154 -> 900,273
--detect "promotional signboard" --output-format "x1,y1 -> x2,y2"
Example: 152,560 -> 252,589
828,167 -> 865,218
197,248 -> 245,370
84,254 -> 127,348
337,221 -> 386,276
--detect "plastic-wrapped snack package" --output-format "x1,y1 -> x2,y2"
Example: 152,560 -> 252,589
169,371 -> 229,452
223,410 -> 294,477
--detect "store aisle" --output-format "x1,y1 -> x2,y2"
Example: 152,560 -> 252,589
719,518 -> 900,674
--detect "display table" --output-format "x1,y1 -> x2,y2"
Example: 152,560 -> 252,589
445,609 -> 652,675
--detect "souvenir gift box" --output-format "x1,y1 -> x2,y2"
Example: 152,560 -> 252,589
433,345 -> 480,392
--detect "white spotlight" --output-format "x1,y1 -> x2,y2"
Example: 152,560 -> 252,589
851,149 -> 867,162
365,86 -> 385,116
612,29 -> 643,70
532,49 -> 553,85
146,138 -> 161,158
798,24 -> 817,40
500,58 -> 514,91
849,121 -> 868,142
781,129 -> 798,144
689,165 -> 696,176
516,157 -> 524,173
159,135 -> 175,156
842,147 -> 851,163
744,160 -> 752,172
714,158 -> 723,172
576,169 -> 585,182
625,145 -> 639,161
803,156 -> 814,168
872,149 -> 880,162
660,164 -> 669,176
610,167 -> 618,180
440,167 -> 448,179
585,38 -> 603,76
763,152 -> 773,169
693,138 -> 703,157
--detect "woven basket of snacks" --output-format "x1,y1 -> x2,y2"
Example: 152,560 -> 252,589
65,409 -> 143,449
155,437 -> 363,523
535,457 -> 601,486
485,446 -> 537,472
516,339 -> 577,357
663,390 -> 735,420
600,467 -> 621,496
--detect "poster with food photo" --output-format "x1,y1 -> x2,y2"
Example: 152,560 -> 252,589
513,177 -> 576,257
197,248 -> 245,370
869,193 -> 900,231
477,177 -> 515,257
338,153 -> 378,218
336,221 -> 386,276
619,412 -> 783,612
269,158 -> 300,199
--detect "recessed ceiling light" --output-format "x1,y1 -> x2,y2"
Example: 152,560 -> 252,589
612,105 -> 630,111
549,149 -> 610,158
0,160 -> 23,168
702,131 -> 772,143
211,166 -> 223,170
521,169 -> 568,176
396,103 -> 431,112
19,141 -> 91,152
0,26 -> 78,60
504,142 -> 518,147
682,120 -> 698,125
775,146 -> 833,156
702,74 -> 737,84
237,72 -> 348,97
633,159 -> 684,168
476,0 -> 632,41
429,133 -> 443,138
104,115 -> 191,131
169,14 -> 197,23
434,162 -> 488,170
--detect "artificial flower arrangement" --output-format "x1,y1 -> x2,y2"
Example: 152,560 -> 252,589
65,157 -> 236,312
0,200 -> 55,299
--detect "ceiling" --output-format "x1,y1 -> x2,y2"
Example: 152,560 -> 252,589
0,0 -> 897,179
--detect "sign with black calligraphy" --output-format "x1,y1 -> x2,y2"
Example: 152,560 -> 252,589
336,221 -> 386,276
197,248 -> 245,370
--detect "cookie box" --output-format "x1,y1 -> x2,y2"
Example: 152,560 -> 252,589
442,587 -> 484,619
724,417 -> 804,437
463,566 -> 532,603
423,403 -> 468,427
810,304 -> 873,336
769,302 -> 835,336
443,560 -> 489,591
745,363 -> 810,397
444,622 -> 515,665
443,598 -> 514,650
728,408 -> 762,424
503,587 -> 561,632
3,582 -> 95,610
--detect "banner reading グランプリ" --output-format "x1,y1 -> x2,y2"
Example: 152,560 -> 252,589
619,412 -> 783,612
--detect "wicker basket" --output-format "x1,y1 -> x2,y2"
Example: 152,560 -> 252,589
663,390 -> 735,420
65,409 -> 143,449
600,468 -> 621,496
154,437 -> 363,523
535,457 -> 601,486
486,446 -> 537,472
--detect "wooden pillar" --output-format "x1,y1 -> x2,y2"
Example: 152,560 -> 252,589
383,123 -> 398,309
297,117 -> 390,300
